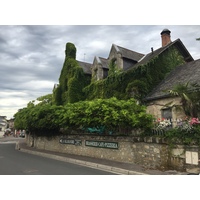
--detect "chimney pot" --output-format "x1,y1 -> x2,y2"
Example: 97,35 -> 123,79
161,29 -> 171,47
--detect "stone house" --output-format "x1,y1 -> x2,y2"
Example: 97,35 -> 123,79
145,59 -> 200,124
90,44 -> 144,81
78,29 -> 194,80
91,56 -> 108,81
108,44 -> 145,70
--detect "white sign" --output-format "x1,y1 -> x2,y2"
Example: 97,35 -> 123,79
185,151 -> 199,165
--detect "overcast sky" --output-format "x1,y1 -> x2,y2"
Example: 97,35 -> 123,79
0,0 -> 200,119
0,25 -> 199,119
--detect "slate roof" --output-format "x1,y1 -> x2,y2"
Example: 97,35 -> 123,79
115,44 -> 145,62
95,56 -> 109,69
145,59 -> 200,101
99,57 -> 109,69
77,60 -> 92,75
132,39 -> 194,70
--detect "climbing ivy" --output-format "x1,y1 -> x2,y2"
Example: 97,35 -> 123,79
53,42 -> 90,105
84,46 -> 185,102
108,58 -> 121,76
14,43 -> 186,138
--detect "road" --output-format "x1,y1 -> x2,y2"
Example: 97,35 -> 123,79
0,141 -> 116,175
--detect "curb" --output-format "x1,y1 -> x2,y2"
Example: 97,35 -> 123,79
17,143 -> 148,175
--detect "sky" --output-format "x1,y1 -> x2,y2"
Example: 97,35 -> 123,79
0,25 -> 200,119
0,1 -> 200,120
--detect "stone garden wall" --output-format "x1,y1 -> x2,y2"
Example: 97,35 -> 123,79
25,134 -> 200,172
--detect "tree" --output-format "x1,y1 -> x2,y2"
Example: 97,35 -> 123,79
14,97 -> 154,136
168,82 -> 200,118
37,94 -> 53,105
56,97 -> 154,134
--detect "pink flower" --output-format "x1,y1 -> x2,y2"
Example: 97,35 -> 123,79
190,118 -> 200,125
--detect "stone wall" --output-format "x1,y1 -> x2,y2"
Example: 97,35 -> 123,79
25,134 -> 200,172
26,134 -> 135,163
146,96 -> 185,123
132,142 -> 169,170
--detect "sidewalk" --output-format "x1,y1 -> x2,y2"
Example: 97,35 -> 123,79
16,141 -> 187,175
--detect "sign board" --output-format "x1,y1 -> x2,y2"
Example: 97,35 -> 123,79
85,140 -> 118,149
59,138 -> 82,146
185,151 -> 198,165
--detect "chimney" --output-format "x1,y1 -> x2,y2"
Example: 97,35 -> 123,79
161,29 -> 171,47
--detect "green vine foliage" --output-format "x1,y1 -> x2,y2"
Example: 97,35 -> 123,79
14,100 -> 60,136
14,44 -> 186,137
65,42 -> 76,59
108,58 -> 122,76
53,43 -> 90,105
164,125 -> 200,145
84,46 -> 185,102
14,97 -> 154,136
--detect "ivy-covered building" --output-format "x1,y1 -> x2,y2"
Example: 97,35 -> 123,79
89,29 -> 193,81
53,29 -> 198,122
91,44 -> 145,81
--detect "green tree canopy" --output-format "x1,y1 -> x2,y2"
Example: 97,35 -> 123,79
14,97 -> 153,136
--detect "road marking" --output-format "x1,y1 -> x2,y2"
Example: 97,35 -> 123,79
0,141 -> 17,144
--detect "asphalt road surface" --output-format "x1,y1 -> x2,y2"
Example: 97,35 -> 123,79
0,143 -> 116,175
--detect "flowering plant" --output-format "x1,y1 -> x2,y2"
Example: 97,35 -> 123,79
189,117 -> 200,125
176,117 -> 200,133
154,118 -> 172,129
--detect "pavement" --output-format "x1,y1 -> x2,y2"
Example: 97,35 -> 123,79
0,134 -> 189,175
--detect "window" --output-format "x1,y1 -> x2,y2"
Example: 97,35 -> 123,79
161,108 -> 173,127
161,108 -> 172,120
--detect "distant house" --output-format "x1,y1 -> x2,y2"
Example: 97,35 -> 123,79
7,118 -> 15,132
0,116 -> 7,132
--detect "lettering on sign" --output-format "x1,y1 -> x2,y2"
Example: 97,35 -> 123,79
59,138 -> 82,146
85,140 -> 118,149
